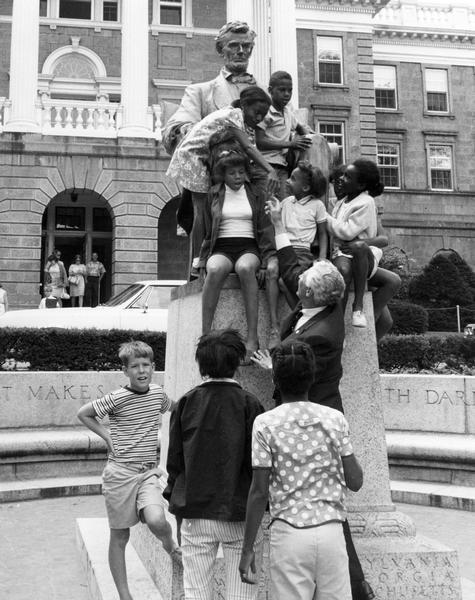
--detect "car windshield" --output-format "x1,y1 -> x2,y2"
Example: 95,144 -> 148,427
103,284 -> 143,307
129,286 -> 173,310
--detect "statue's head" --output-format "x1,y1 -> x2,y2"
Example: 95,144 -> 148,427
215,21 -> 256,74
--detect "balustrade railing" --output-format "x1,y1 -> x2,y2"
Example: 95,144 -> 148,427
0,97 -> 163,139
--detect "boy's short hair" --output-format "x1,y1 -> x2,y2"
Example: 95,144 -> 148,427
297,160 -> 328,198
269,70 -> 292,88
195,329 -> 246,378
119,341 -> 154,367
272,341 -> 316,395
300,260 -> 345,306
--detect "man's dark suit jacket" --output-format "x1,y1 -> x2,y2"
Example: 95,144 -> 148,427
278,245 -> 345,413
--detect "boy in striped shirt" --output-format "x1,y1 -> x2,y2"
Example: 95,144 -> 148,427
78,341 -> 181,600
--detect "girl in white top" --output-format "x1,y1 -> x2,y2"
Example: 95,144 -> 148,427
200,152 -> 275,364
326,159 -> 384,328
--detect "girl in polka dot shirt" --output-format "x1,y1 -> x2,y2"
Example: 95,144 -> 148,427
239,341 -> 363,600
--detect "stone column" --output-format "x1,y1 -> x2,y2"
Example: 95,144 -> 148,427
4,0 -> 41,133
270,0 -> 299,104
118,0 -> 151,138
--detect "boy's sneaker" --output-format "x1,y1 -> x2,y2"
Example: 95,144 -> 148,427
352,310 -> 367,328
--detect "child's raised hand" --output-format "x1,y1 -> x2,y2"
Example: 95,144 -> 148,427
290,134 -> 312,150
266,169 -> 280,195
265,197 -> 283,227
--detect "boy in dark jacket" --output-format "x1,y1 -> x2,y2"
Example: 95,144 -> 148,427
164,329 -> 264,600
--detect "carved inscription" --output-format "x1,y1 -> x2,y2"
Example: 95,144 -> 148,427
363,553 -> 460,600
0,383 -> 106,402
384,387 -> 475,406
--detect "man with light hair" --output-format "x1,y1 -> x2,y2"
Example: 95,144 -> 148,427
251,196 -> 376,600
162,21 -> 258,278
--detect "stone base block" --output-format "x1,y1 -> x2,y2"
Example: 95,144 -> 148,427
356,535 -> 462,600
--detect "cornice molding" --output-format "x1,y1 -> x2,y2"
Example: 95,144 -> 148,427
296,0 -> 391,15
374,27 -> 475,47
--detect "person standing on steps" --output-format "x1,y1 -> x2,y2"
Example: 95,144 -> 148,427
85,252 -> 105,307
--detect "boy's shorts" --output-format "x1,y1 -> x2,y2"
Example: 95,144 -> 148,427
102,460 -> 166,529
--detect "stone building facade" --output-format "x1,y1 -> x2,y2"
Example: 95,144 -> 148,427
0,0 -> 473,308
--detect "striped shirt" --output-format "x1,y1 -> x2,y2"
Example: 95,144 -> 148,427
92,383 -> 171,463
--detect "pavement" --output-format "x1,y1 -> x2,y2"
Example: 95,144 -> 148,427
0,494 -> 474,599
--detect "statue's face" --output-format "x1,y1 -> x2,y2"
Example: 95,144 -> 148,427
219,32 -> 254,73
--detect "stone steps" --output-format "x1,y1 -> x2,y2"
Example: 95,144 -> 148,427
77,518 -> 163,600
0,426 -> 107,482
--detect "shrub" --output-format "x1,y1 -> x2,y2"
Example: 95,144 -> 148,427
0,328 -> 166,371
378,334 -> 475,371
408,252 -> 475,331
388,300 -> 428,335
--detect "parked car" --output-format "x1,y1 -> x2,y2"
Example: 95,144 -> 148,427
0,280 -> 185,332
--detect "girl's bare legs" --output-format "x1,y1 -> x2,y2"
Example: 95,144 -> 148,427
202,254 -> 233,333
368,268 -> 401,321
347,242 -> 372,313
265,256 -> 281,349
235,252 -> 261,358
78,295 -> 84,307
332,256 -> 352,311
70,296 -> 76,307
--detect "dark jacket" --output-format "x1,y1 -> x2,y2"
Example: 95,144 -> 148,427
278,245 -> 345,412
199,182 -> 275,268
164,381 -> 264,520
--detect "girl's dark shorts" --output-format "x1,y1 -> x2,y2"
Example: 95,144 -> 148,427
210,237 -> 260,267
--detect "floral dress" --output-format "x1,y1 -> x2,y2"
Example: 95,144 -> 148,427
166,107 -> 254,193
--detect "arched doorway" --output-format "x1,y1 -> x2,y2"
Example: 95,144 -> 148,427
157,194 -> 189,279
41,189 -> 113,303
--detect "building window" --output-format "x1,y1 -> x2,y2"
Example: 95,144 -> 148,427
428,145 -> 453,190
160,0 -> 183,25
425,69 -> 449,112
318,122 -> 345,163
40,0 -> 48,16
103,0 -> 118,21
59,0 -> 92,20
377,143 -> 400,189
316,37 -> 343,85
374,65 -> 397,110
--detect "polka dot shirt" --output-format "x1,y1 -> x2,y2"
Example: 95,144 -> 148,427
252,401 -> 354,528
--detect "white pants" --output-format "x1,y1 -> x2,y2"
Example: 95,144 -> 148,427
181,518 -> 263,600
270,520 -> 351,600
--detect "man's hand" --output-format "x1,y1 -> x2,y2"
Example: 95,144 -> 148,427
290,134 -> 312,151
239,549 -> 257,585
264,196 -> 283,228
250,348 -> 272,370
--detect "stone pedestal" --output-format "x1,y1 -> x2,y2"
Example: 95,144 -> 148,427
132,276 -> 462,599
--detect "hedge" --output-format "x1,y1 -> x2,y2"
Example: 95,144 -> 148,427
378,334 -> 475,371
0,328 -> 166,371
388,300 -> 428,335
